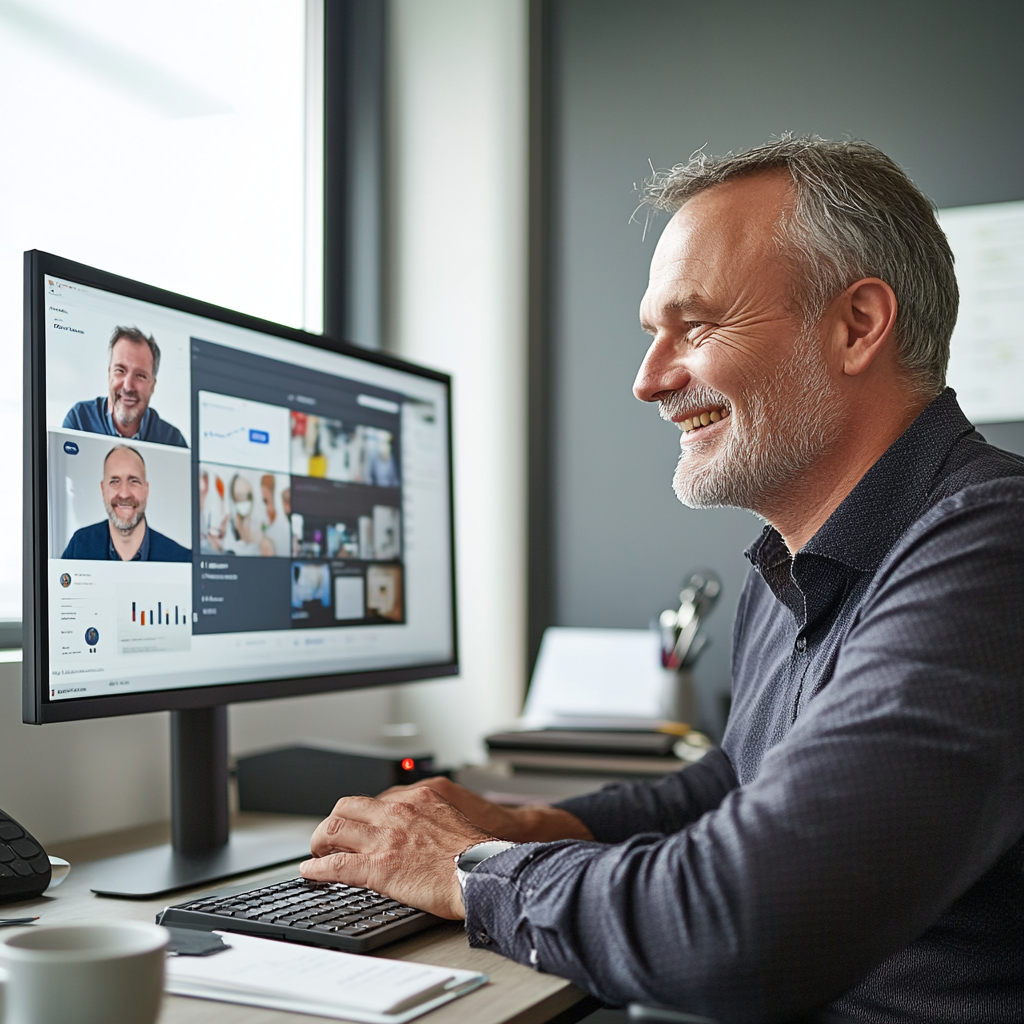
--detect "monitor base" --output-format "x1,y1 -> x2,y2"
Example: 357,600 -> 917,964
88,828 -> 312,899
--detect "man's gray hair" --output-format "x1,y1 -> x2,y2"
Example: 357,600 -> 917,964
108,325 -> 161,378
641,135 -> 958,395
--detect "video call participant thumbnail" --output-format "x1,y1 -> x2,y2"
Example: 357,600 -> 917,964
63,326 -> 187,447
62,445 -> 191,562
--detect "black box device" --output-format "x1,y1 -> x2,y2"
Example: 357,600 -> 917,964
236,743 -> 443,817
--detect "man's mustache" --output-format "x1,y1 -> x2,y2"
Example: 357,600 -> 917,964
109,496 -> 140,510
658,385 -> 731,422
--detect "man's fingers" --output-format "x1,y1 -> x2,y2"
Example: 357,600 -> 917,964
300,852 -> 371,889
309,813 -> 376,857
377,777 -> 457,801
377,779 -> 434,800
327,794 -> 386,822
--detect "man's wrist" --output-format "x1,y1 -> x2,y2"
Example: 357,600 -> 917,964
454,839 -> 518,890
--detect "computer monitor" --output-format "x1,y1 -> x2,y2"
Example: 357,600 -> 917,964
23,251 -> 457,896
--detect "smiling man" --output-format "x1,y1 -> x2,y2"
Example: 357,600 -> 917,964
62,444 -> 190,562
299,138 -> 1024,1023
63,326 -> 187,447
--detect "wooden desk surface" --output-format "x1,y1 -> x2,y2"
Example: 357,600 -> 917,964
7,815 -> 587,1024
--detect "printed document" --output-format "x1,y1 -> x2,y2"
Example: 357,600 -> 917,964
165,931 -> 488,1022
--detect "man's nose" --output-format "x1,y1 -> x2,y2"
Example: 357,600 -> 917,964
633,335 -> 690,403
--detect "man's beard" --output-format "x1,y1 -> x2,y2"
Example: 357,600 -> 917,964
106,497 -> 145,534
112,390 -> 143,427
660,331 -> 844,514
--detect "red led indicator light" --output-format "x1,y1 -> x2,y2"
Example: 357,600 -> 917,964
401,758 -> 415,771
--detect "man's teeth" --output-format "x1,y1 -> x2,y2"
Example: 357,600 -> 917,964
680,407 -> 729,433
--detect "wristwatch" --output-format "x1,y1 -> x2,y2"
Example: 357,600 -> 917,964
454,840 -> 518,890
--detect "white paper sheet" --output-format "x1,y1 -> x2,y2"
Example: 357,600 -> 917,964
521,627 -> 668,726
940,200 -> 1024,423
165,931 -> 488,1022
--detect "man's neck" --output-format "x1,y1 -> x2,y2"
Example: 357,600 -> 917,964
766,394 -> 931,552
109,518 -> 146,560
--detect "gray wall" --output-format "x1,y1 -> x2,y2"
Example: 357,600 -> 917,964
547,0 -> 1024,736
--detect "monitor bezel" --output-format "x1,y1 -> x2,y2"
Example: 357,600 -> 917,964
23,250 -> 459,725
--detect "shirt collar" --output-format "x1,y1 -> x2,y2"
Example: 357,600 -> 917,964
800,388 -> 975,571
107,520 -> 150,561
745,389 -> 975,627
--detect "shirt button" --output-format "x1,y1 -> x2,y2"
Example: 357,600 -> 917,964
476,930 -> 492,945
795,636 -> 807,652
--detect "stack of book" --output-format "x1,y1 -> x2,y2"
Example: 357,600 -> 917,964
484,723 -> 712,778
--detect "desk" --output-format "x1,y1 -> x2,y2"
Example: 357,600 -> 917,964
9,814 -> 592,1024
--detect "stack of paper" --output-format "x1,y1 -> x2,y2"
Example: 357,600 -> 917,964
521,627 -> 671,726
166,931 -> 488,1022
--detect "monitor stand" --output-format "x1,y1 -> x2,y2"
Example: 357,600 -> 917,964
88,707 -> 313,899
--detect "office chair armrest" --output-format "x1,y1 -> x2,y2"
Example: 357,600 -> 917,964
628,1004 -> 856,1024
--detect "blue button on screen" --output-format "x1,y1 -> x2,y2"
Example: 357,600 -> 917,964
63,441 -> 80,455
249,429 -> 269,444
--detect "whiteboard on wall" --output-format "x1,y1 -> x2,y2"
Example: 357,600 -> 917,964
939,199 -> 1024,424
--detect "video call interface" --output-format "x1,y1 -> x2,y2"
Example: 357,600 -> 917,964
43,275 -> 454,702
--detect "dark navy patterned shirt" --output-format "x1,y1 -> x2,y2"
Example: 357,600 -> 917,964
462,390 -> 1024,1023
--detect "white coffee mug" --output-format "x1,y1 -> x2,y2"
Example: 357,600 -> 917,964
0,921 -> 168,1024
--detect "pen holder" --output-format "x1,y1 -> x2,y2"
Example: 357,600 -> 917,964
659,668 -> 696,726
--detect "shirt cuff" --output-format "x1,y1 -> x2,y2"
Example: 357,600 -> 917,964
462,840 -> 592,967
462,842 -> 537,957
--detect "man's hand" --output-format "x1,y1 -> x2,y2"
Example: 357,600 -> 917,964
377,777 -> 594,843
300,787 -> 493,919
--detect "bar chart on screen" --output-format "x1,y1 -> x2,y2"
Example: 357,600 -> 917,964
131,600 -> 188,627
117,568 -> 193,655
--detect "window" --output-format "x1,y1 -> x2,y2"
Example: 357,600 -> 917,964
0,0 -> 323,622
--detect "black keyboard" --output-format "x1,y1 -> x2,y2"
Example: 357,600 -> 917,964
157,877 -> 438,953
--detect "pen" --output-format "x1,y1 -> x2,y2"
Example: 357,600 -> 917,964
0,916 -> 39,927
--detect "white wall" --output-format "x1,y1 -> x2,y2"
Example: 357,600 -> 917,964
387,0 -> 529,765
0,657 -> 395,846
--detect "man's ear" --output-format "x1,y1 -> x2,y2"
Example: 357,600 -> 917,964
833,277 -> 898,378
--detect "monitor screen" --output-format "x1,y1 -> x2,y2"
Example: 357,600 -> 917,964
24,253 -> 457,723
